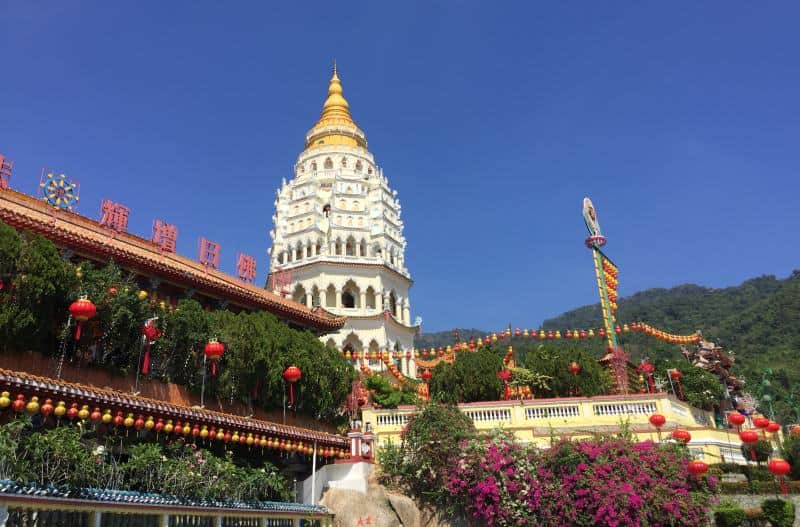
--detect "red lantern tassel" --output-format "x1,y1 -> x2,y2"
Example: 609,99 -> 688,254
780,477 -> 788,496
289,383 -> 294,406
142,343 -> 151,375
75,322 -> 82,341
751,447 -> 757,461
212,361 -> 217,377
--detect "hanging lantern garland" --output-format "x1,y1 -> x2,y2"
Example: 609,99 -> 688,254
69,296 -> 97,341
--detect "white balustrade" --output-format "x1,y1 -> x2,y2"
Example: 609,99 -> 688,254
525,405 -> 580,420
592,402 -> 657,416
463,409 -> 512,423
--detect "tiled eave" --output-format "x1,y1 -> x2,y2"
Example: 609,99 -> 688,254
0,369 -> 348,448
0,189 -> 345,333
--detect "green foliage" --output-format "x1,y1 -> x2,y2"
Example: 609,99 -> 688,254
781,434 -> 800,480
0,224 -> 75,350
761,498 -> 795,527
0,420 -> 290,501
379,403 -> 475,511
18,423 -> 98,488
740,439 -> 773,464
523,344 -> 612,397
207,309 -> 354,421
124,443 -> 290,501
508,367 -> 552,392
713,499 -> 747,527
655,358 -> 727,410
429,349 -> 503,403
364,375 -> 417,408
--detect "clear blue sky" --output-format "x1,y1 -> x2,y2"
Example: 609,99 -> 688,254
2,3 -> 798,332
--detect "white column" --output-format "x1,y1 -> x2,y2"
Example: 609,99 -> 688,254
360,291 -> 367,310
403,304 -> 410,324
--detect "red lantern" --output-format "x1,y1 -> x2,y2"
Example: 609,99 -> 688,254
134,414 -> 145,431
672,429 -> 691,444
405,351 -> 412,359
728,412 -> 746,430
66,403 -> 79,421
113,411 -> 124,427
768,458 -> 791,495
649,414 -> 666,428
670,370 -> 682,380
496,369 -> 512,382
141,320 -> 161,375
766,421 -> 781,434
90,407 -> 102,423
69,296 -> 97,340
421,369 -> 432,382
740,429 -> 759,461
791,425 -> 800,437
40,399 -> 54,417
204,339 -> 225,376
687,460 -> 708,476
11,394 -> 25,413
568,362 -> 581,375
283,366 -> 302,406
768,458 -> 791,476
753,416 -> 769,429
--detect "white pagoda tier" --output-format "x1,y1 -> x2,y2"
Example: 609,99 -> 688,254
268,65 -> 418,376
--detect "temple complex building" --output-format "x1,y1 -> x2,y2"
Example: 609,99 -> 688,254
268,66 -> 418,376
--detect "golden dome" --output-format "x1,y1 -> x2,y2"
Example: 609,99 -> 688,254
304,63 -> 367,151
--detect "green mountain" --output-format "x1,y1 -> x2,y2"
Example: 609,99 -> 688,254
416,271 -> 800,421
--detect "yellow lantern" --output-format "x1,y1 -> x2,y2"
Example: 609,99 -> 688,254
54,401 -> 67,418
78,405 -> 90,420
25,396 -> 40,414
491,333 -> 498,343
145,416 -> 155,430
0,392 -> 10,409
623,324 -> 630,333
231,431 -> 240,443
555,330 -> 562,339
200,425 -> 209,439
182,423 -> 191,436
124,413 -> 135,428
523,329 -> 529,338
246,433 -> 255,446
137,290 -> 148,301
539,330 -> 546,339
588,329 -> 595,338
164,419 -> 174,434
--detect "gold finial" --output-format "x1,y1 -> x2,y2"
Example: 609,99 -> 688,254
303,63 -> 367,150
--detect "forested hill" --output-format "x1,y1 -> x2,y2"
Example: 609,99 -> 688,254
541,272 -> 800,377
416,272 -> 800,419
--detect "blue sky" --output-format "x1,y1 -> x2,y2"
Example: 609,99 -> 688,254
1,2 -> 798,332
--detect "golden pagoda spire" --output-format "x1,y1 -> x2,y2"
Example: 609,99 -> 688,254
304,62 -> 367,151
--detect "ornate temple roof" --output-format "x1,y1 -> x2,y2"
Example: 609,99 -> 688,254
0,189 -> 345,332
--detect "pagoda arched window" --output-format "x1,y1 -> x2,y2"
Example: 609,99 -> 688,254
324,158 -> 333,169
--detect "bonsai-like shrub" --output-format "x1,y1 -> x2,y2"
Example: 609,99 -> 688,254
713,499 -> 747,527
761,498 -> 795,527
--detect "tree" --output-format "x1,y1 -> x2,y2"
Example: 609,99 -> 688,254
380,403 -> 475,512
364,375 -> 417,409
656,359 -> 727,410
429,349 -> 503,403
523,344 -> 612,397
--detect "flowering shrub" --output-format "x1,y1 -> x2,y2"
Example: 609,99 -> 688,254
447,434 -> 717,527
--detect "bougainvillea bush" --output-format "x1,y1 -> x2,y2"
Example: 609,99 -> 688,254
447,433 -> 717,527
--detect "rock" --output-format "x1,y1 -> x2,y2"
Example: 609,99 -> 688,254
386,491 -> 421,527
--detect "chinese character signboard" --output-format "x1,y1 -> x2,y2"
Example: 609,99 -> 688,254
0,155 -> 12,190
99,199 -> 130,233
236,253 -> 257,282
152,220 -> 178,253
198,238 -> 220,269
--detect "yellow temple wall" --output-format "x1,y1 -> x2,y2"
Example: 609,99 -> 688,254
362,393 -> 770,464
